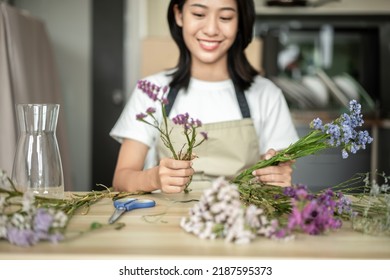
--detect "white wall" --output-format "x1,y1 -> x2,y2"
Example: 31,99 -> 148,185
14,0 -> 92,191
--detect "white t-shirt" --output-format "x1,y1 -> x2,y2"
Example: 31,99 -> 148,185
110,71 -> 299,168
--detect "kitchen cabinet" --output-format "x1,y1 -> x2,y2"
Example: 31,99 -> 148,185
253,0 -> 390,189
254,0 -> 390,15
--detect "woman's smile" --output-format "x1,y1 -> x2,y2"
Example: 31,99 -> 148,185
198,39 -> 222,51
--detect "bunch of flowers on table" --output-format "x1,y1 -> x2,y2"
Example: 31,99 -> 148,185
181,100 -> 389,243
0,169 -> 131,247
180,177 -> 277,244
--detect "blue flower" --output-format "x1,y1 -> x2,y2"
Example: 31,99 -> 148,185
326,124 -> 341,146
311,100 -> 372,158
310,118 -> 324,130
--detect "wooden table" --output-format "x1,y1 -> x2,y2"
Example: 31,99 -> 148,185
1,181 -> 390,260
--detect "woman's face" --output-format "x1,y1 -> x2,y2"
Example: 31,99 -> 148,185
174,0 -> 238,74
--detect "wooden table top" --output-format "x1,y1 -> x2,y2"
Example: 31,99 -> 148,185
1,181 -> 389,260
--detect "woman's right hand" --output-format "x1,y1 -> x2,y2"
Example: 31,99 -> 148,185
158,158 -> 194,193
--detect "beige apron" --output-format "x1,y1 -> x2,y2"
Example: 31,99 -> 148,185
157,85 -> 260,181
157,118 -> 260,181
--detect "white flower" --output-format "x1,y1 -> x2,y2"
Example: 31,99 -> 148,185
22,191 -> 35,213
370,180 -> 380,196
50,210 -> 68,228
10,213 -> 31,230
181,176 -> 276,244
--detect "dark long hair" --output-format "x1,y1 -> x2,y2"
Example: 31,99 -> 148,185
167,0 -> 258,92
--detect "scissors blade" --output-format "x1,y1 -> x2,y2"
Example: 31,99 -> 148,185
108,207 -> 126,224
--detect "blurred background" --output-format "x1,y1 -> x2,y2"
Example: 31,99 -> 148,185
1,0 -> 389,191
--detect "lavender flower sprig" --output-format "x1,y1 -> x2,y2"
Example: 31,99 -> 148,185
233,100 -> 373,184
136,80 -> 208,192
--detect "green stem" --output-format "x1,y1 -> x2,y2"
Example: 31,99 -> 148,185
161,103 -> 178,160
232,130 -> 330,184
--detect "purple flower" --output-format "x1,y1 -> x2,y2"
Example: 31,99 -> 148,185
287,207 -> 303,230
6,227 -> 38,247
335,193 -> 353,215
34,208 -> 54,233
200,132 -> 208,140
286,185 -> 343,235
146,107 -> 156,114
136,113 -> 147,120
137,79 -> 168,103
172,113 -> 189,125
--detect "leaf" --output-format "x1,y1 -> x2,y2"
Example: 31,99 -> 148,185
90,222 -> 103,230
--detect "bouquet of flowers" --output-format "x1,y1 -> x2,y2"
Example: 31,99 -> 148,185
181,172 -> 389,244
136,80 -> 208,192
233,100 -> 373,184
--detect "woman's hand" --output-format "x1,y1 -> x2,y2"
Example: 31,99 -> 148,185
251,149 -> 294,187
158,158 -> 194,193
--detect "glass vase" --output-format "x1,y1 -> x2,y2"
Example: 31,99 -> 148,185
12,104 -> 64,198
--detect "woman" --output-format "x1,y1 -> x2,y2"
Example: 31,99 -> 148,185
110,0 -> 299,193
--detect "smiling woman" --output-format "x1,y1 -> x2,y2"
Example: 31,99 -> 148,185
110,0 -> 299,194
173,0 -> 239,80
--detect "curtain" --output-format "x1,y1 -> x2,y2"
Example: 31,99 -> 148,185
0,2 -> 72,190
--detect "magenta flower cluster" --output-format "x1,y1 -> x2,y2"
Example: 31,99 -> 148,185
172,113 -> 205,134
137,79 -> 169,103
136,80 -> 168,121
282,185 -> 353,235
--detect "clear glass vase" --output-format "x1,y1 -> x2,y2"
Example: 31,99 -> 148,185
12,104 -> 64,198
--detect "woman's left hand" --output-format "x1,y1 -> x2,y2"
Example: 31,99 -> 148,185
251,148 -> 294,187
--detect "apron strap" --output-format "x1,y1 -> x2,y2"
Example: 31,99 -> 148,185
164,86 -> 179,117
234,84 -> 251,118
165,84 -> 252,118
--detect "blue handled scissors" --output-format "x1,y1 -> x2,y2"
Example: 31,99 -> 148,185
108,197 -> 156,224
